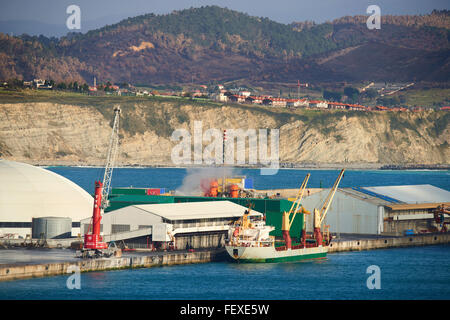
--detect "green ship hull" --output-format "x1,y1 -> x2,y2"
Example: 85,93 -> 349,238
225,244 -> 328,263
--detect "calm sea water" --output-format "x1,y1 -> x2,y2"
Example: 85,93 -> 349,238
45,167 -> 450,194
0,168 -> 449,300
0,245 -> 449,300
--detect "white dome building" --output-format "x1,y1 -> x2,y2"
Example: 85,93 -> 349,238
0,160 -> 93,238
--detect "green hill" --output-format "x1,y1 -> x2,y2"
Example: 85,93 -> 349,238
0,6 -> 448,84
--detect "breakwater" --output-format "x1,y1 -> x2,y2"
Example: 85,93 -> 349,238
328,233 -> 450,252
0,249 -> 227,282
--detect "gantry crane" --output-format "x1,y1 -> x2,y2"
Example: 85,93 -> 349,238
313,169 -> 345,246
281,173 -> 311,249
77,106 -> 121,258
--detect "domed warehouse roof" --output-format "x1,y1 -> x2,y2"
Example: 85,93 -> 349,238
0,160 -> 93,238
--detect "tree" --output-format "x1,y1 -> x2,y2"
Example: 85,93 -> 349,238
81,83 -> 89,92
323,90 -> 342,102
364,88 -> 378,99
56,82 -> 67,90
344,86 -> 359,103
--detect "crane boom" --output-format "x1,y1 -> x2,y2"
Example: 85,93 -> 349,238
288,173 -> 310,230
312,169 -> 345,247
101,105 -> 121,209
318,169 -> 345,225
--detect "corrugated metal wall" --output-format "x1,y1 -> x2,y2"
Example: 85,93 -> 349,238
301,190 -> 380,234
106,193 -> 304,238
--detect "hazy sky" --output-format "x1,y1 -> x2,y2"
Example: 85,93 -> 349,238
1,0 -> 448,27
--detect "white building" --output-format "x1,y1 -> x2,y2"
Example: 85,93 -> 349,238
309,100 -> 328,108
0,160 -> 93,238
80,201 -> 263,249
239,91 -> 251,97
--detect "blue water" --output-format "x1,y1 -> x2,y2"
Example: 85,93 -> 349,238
1,168 -> 449,300
1,245 -> 449,299
45,167 -> 450,194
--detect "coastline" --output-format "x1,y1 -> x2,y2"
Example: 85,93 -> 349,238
6,160 -> 449,171
1,234 -> 449,282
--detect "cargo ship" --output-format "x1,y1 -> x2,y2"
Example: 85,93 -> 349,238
225,170 -> 344,263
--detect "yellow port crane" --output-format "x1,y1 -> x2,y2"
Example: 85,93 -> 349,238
313,169 -> 345,246
281,173 -> 311,249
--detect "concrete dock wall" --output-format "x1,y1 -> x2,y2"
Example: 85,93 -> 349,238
328,233 -> 450,253
0,249 -> 226,282
1,234 -> 449,282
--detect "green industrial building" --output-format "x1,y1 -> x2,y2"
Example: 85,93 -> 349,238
107,188 -> 304,239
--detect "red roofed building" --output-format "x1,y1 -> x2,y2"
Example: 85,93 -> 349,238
441,106 -> 450,111
327,102 -> 346,110
228,95 -> 247,103
309,100 -> 328,108
287,98 -> 309,108
262,97 -> 287,107
246,96 -> 264,104
345,104 -> 366,111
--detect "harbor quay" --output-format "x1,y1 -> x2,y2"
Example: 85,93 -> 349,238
1,233 -> 448,282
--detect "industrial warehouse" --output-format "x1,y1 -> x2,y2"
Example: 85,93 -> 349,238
0,159 -> 92,239
1,160 -> 449,247
80,201 -> 263,249
302,184 -> 450,236
1,159 -> 449,282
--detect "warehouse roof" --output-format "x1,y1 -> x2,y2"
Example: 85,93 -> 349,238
386,202 -> 450,211
133,201 -> 263,220
339,188 -> 393,207
361,185 -> 450,204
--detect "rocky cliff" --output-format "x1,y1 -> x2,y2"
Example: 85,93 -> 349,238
0,101 -> 448,167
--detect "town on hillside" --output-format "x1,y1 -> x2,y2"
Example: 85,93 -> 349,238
1,78 -> 449,112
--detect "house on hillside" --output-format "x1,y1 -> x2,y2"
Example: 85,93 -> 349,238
262,97 -> 287,107
326,102 -> 346,110
309,100 -> 328,108
211,91 -> 228,102
228,95 -> 247,103
286,99 -> 309,108
239,91 -> 251,97
246,96 -> 264,105
345,104 -> 366,111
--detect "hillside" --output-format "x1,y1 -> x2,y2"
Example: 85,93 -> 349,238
0,6 -> 448,84
0,93 -> 448,166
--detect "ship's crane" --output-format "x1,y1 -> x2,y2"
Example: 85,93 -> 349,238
281,173 -> 310,249
313,169 -> 345,246
77,106 -> 121,258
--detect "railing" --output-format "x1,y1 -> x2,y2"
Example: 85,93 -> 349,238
228,239 -> 274,247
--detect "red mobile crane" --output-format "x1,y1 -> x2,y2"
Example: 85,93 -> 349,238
77,106 -> 121,258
